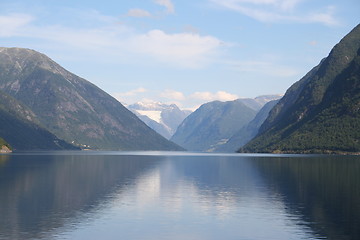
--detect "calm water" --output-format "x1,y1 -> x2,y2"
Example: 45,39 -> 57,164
0,152 -> 359,240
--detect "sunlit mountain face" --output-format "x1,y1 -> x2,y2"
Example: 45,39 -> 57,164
0,47 -> 182,151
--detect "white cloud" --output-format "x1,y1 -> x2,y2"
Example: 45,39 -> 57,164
122,87 -> 148,96
113,89 -> 240,110
0,11 -> 224,68
160,89 -> 186,100
130,30 -> 223,68
113,88 -> 148,104
118,87 -> 147,97
304,6 -> 339,26
210,0 -> 339,26
216,91 -> 239,101
154,0 -> 175,14
190,91 -> 239,102
0,13 -> 34,37
126,9 -> 152,18
278,0 -> 303,11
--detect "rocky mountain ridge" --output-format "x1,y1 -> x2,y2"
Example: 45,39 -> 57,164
0,47 -> 182,151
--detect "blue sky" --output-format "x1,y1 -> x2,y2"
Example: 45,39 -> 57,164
0,0 -> 359,109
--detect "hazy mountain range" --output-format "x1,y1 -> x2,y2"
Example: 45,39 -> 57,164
215,99 -> 279,152
170,96 -> 281,152
170,24 -> 360,154
0,47 -> 182,151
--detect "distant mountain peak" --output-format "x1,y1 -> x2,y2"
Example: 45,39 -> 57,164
127,101 -> 191,139
171,99 -> 258,152
129,101 -> 180,111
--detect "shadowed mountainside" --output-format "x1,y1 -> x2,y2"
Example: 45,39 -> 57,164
241,24 -> 360,154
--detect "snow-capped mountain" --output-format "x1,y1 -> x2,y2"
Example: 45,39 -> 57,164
127,101 -> 192,139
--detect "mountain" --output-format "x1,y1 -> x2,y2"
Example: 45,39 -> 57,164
241,24 -> 360,154
170,99 -> 258,152
235,95 -> 281,111
0,47 -> 182,151
253,95 -> 282,106
127,101 -> 191,139
0,89 -> 77,151
215,99 -> 279,152
0,137 -> 11,152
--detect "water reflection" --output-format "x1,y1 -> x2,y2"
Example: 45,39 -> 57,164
0,153 -> 358,240
250,156 -> 360,240
0,153 -> 162,240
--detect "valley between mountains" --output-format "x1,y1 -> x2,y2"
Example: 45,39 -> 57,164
0,24 -> 359,154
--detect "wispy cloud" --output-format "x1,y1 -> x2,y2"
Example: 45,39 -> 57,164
120,87 -> 148,96
160,89 -> 186,100
112,88 -> 148,104
303,6 -> 338,26
0,11 -> 223,68
174,90 -> 240,110
126,8 -> 152,18
190,91 -> 239,102
113,88 -> 240,110
0,13 -> 34,37
154,0 -> 175,14
210,0 -> 339,26
130,30 -> 223,68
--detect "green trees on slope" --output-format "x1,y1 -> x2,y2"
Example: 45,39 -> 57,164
241,24 -> 360,154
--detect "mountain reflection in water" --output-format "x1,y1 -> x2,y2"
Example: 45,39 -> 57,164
0,152 -> 358,240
